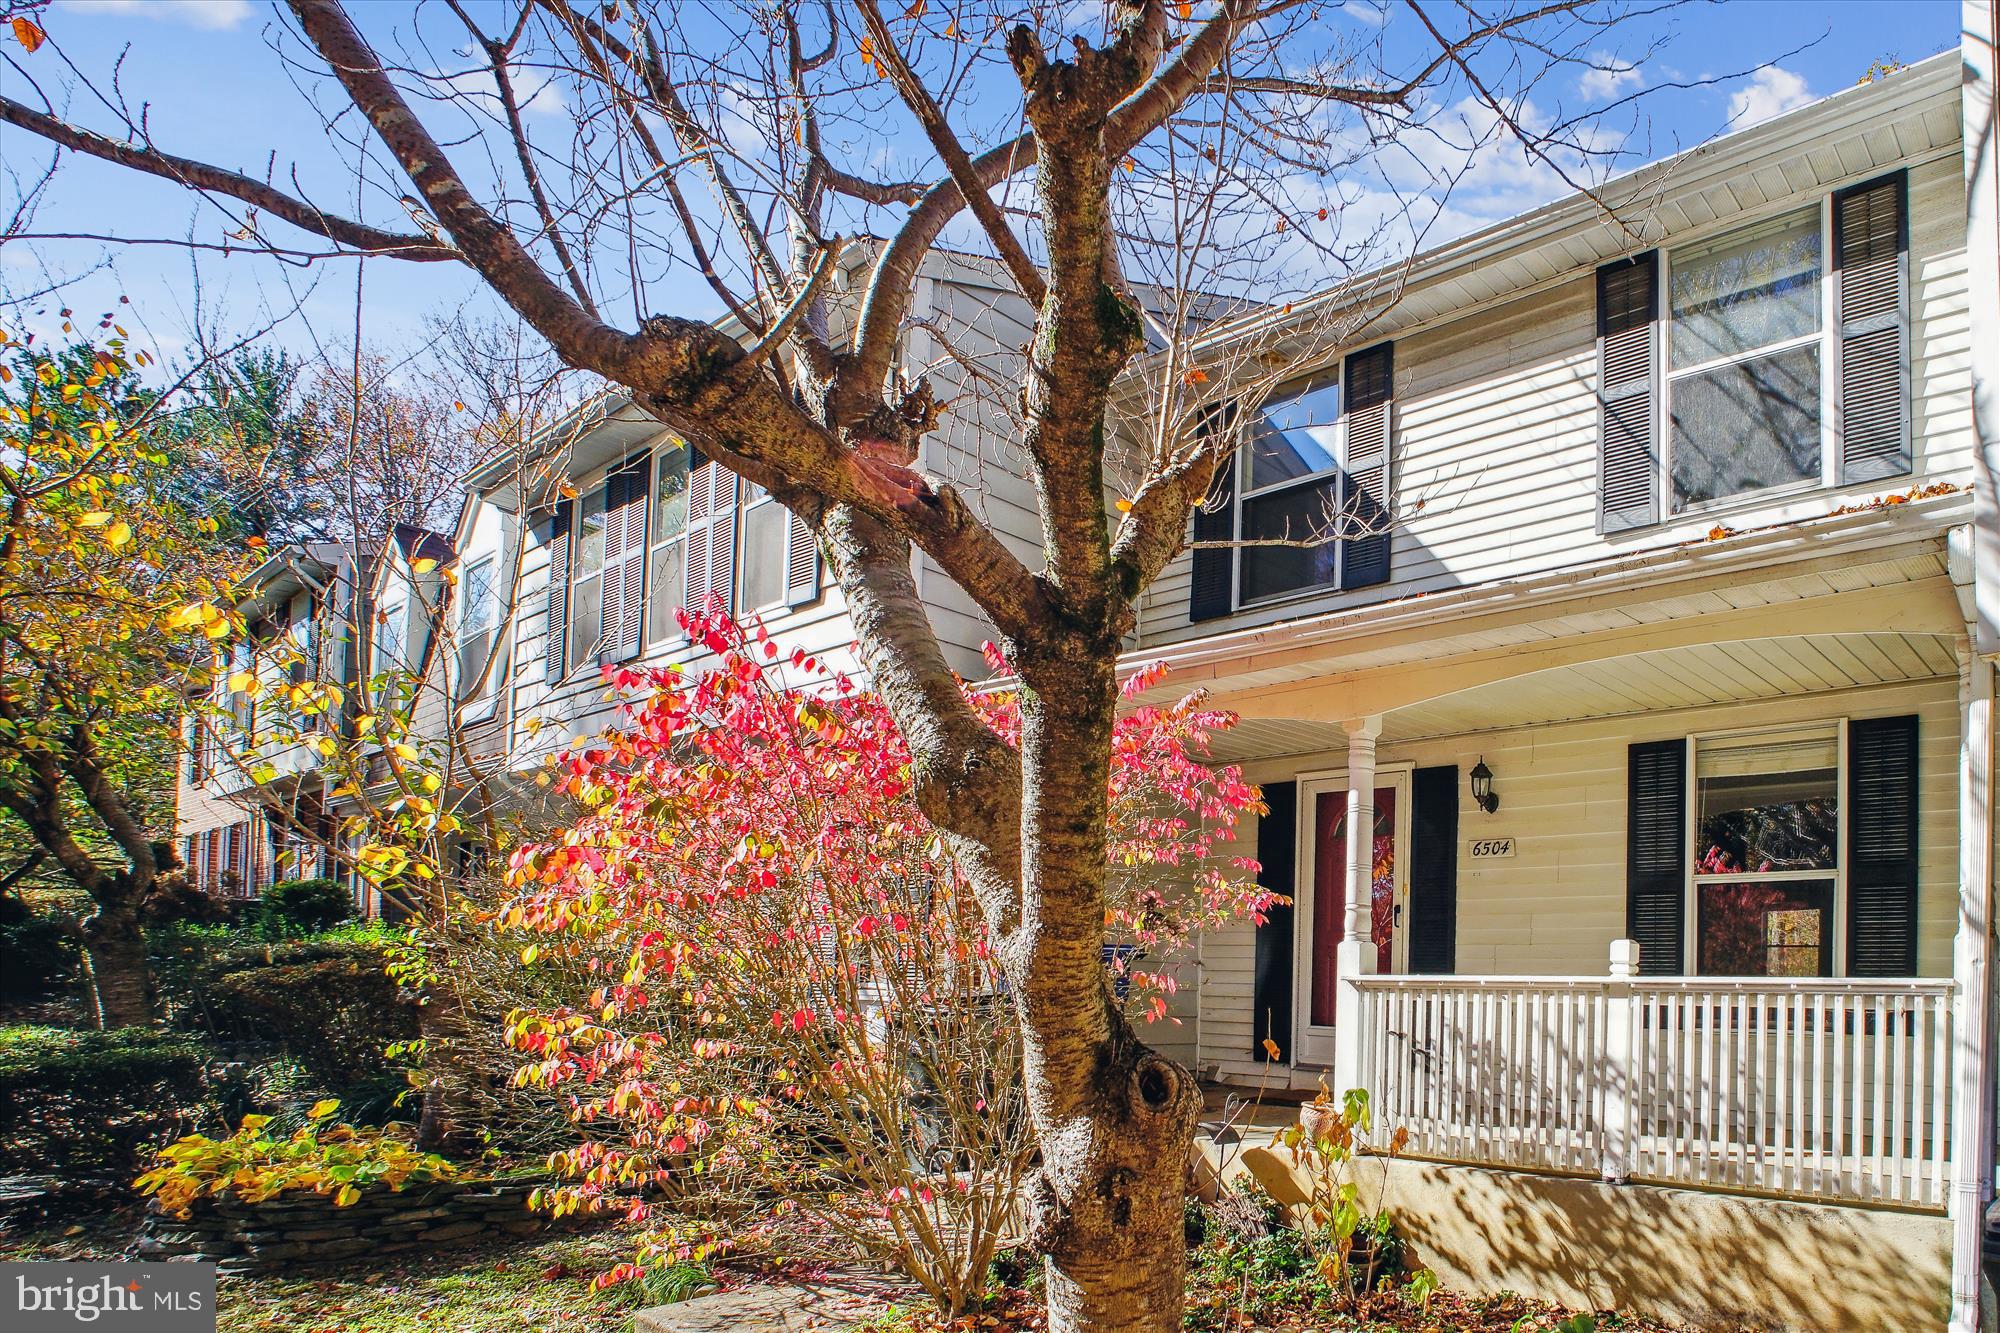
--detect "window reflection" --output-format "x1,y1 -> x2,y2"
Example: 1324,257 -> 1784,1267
1246,374 -> 1340,491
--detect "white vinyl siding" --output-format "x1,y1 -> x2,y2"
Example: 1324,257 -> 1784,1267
1137,150 -> 1970,647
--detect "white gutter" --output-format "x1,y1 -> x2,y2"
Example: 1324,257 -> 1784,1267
1145,52 -> 1959,375
1121,492 -> 1970,682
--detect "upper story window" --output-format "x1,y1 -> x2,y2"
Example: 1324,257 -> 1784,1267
1188,343 -> 1394,623
457,555 -> 500,697
374,597 -> 407,672
1667,207 -> 1824,510
1240,373 -> 1343,602
539,441 -> 823,685
1596,171 -> 1911,533
647,443 -> 692,646
461,557 -> 498,635
227,638 -> 255,752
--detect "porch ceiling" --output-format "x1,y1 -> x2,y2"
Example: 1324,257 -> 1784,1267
1203,631 -> 1959,761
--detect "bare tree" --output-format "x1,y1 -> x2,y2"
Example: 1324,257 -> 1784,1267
1,0 -> 1692,1323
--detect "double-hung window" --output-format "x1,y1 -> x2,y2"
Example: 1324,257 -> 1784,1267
373,598 -> 407,671
456,555 -> 499,695
1239,372 -> 1344,602
646,442 -> 691,644
1691,725 -> 1840,977
1596,171 -> 1911,530
564,455 -> 650,674
1626,713 -> 1920,978
1666,207 -> 1826,510
1188,342 -> 1395,622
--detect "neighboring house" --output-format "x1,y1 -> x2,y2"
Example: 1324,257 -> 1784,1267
455,243 -> 1045,765
174,542 -> 365,897
1130,44 -> 1998,1333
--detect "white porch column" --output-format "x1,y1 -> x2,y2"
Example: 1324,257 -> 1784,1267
1332,716 -> 1382,1099
1601,938 -> 1639,1185
1951,646 -> 1997,1333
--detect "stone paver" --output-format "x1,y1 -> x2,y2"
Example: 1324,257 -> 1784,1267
635,1272 -> 898,1332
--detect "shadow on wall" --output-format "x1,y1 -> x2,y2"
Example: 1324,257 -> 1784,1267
1362,1155 -> 1951,1332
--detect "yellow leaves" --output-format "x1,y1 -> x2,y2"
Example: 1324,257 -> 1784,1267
105,521 -> 132,549
77,511 -> 112,528
1114,498 -> 1134,513
411,557 -> 437,574
226,670 -> 261,697
35,362 -> 59,386
391,742 -> 419,762
308,1098 -> 341,1120
10,17 -> 44,53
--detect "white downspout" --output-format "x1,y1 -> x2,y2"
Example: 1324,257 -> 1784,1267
1952,646 -> 1997,1333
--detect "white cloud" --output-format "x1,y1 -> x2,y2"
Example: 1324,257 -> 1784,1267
57,0 -> 251,29
1341,1 -> 1390,25
1727,66 -> 1815,129
1579,55 -> 1643,100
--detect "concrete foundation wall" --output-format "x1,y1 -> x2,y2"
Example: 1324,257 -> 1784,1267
1365,1157 -> 1950,1331
1208,1134 -> 1952,1331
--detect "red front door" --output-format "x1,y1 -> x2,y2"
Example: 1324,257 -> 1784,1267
1309,784 -> 1398,1027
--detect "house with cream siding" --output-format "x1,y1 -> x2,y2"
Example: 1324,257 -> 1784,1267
1126,39 -> 2000,1332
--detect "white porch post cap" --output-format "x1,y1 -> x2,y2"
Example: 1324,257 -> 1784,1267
1608,938 -> 1640,977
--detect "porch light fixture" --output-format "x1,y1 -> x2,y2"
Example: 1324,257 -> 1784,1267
1469,758 -> 1499,814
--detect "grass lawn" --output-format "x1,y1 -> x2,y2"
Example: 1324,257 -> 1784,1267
4,1218 -> 653,1332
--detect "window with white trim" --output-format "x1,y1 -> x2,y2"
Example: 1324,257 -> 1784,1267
646,442 -> 691,644
1188,343 -> 1394,622
1239,371 -> 1344,602
1666,206 -> 1825,511
1690,724 -> 1840,977
1598,171 -> 1911,531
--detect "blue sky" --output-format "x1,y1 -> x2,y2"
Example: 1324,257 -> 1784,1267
0,0 -> 1966,365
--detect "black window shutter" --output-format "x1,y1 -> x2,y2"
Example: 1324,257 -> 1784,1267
1627,738 -> 1685,975
1341,343 -> 1394,590
1188,406 -> 1237,623
1833,171 -> 1911,483
541,500 -> 572,683
1252,780 -> 1296,1062
1848,713 -> 1919,976
1597,252 -> 1659,532
1408,765 -> 1458,974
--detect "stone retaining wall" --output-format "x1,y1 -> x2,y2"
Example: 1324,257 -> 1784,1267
136,1177 -> 562,1274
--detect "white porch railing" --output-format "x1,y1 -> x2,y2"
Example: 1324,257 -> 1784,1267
1351,942 -> 1957,1210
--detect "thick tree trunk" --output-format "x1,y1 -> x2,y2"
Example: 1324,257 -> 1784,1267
79,899 -> 152,1028
1010,642 -> 1202,1333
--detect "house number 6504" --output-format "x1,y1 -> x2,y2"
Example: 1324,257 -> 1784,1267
1468,838 -> 1516,859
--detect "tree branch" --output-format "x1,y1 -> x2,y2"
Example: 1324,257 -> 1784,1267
0,93 -> 459,261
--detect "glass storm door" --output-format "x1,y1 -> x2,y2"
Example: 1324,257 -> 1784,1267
1294,772 -> 1408,1066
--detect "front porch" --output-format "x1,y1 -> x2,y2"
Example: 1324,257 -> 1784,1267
1131,506 -> 1997,1327
1354,961 -> 1955,1209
